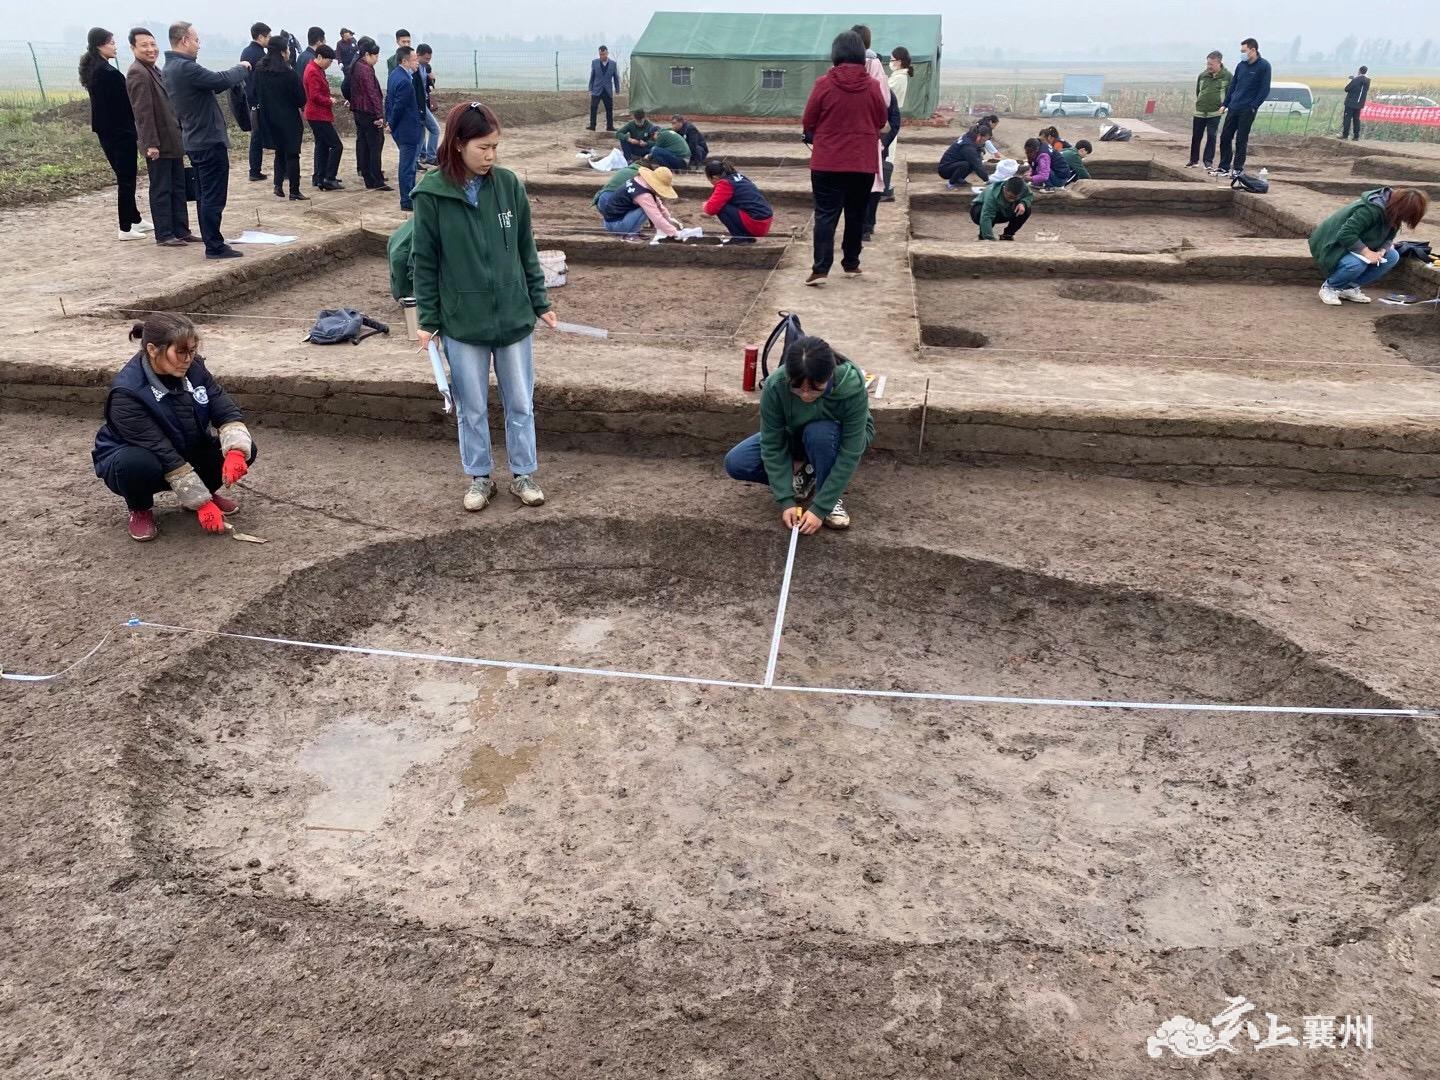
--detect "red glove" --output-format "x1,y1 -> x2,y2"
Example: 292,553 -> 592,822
196,501 -> 227,534
221,449 -> 248,486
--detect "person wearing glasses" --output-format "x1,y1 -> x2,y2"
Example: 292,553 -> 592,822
91,312 -> 257,543
411,101 -> 557,512
723,334 -> 874,532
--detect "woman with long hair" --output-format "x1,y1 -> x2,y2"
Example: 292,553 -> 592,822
882,46 -> 913,199
1310,187 -> 1430,305
411,102 -> 558,511
79,27 -> 148,240
255,35 -> 308,200
799,30 -> 888,286
702,158 -> 773,241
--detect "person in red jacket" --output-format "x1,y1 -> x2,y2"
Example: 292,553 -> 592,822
303,44 -> 343,190
800,30 -> 888,286
702,159 -> 773,241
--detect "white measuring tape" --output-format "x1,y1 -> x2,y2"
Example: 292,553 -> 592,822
2,617 -> 1432,720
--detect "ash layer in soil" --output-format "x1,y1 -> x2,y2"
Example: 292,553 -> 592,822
127,518 -> 1440,953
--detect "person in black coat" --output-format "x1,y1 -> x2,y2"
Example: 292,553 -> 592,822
938,125 -> 993,187
91,313 -> 258,543
256,36 -> 309,200
79,27 -> 148,239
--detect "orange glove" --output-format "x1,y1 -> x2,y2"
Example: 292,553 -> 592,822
196,501 -> 227,534
221,450 -> 248,486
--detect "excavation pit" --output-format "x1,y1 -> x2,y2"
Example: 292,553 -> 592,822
129,517 -> 1437,951
912,205 -> 1266,253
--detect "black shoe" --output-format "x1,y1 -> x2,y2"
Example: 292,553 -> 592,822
289,192 -> 310,201
206,246 -> 243,259
273,188 -> 284,198
861,231 -> 873,242
374,184 -> 394,192
585,125 -> 596,131
248,172 -> 267,181
879,192 -> 895,202
179,234 -> 204,244
605,126 -> 616,132
999,234 -> 1015,242
318,180 -> 342,191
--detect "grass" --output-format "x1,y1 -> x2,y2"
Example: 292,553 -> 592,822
0,106 -> 110,209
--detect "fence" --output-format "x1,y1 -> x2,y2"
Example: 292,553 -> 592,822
0,39 -> 630,109
940,83 -> 1440,143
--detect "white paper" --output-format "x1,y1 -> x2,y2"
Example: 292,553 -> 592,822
233,230 -> 298,245
650,226 -> 704,246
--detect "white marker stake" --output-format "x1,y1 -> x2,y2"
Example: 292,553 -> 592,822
763,523 -> 802,688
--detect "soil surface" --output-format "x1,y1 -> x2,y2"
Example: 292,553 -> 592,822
5,412 -> 1440,1077
912,205 -> 1258,252
1376,310 -> 1440,370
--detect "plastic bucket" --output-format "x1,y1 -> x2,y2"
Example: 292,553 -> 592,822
538,249 -> 567,288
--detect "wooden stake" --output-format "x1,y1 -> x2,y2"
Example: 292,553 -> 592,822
58,297 -> 67,317
917,378 -> 930,455
702,365 -> 708,399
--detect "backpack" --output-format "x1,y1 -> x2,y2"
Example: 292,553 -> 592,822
305,308 -> 390,345
1231,172 -> 1269,194
760,310 -> 804,381
1099,124 -> 1132,142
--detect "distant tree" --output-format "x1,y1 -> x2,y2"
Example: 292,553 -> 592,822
1289,35 -> 1302,63
1334,35 -> 1358,66
1418,40 -> 1435,68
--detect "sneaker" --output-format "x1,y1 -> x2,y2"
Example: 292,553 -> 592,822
1337,285 -> 1372,304
1318,284 -> 1343,306
842,263 -> 863,274
805,272 -> 827,287
1184,161 -> 1200,168
133,219 -> 153,232
127,509 -> 158,542
117,228 -> 144,241
509,474 -> 545,506
463,476 -> 498,512
211,493 -> 239,515
823,500 -> 851,530
792,463 -> 815,501
178,234 -> 204,244
205,246 -> 244,260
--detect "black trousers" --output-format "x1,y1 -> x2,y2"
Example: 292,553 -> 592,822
589,91 -> 614,129
146,156 -> 190,242
248,121 -> 265,177
1217,107 -> 1257,173
187,145 -> 230,254
309,120 -> 342,183
98,132 -> 142,230
273,145 -> 302,195
101,438 -> 258,512
354,111 -> 385,187
810,170 -> 873,274
1342,106 -> 1363,140
1189,115 -> 1221,165
969,201 -> 1029,240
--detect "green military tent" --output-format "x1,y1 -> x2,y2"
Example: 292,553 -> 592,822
629,12 -> 942,120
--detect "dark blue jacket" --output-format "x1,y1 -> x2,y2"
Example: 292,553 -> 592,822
596,176 -> 647,220
1223,54 -> 1273,112
1047,146 -> 1076,186
240,42 -> 265,107
722,172 -> 772,220
589,57 -> 620,96
92,353 -> 241,475
385,65 -> 423,143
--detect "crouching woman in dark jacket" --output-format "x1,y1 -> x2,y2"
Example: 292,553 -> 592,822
92,313 -> 257,542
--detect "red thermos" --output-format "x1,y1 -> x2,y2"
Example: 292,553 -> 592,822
742,344 -> 759,391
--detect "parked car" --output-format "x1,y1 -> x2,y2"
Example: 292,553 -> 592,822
1038,93 -> 1111,118
1257,82 -> 1313,115
1373,94 -> 1440,109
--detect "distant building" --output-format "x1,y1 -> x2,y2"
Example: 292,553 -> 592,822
629,12 -> 943,119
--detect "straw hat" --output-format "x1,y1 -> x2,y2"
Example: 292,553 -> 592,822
637,166 -> 678,199
989,158 -> 1019,184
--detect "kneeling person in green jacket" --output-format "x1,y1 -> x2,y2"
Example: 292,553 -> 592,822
724,335 -> 874,533
970,175 -> 1034,241
1061,140 -> 1093,181
1309,187 -> 1429,306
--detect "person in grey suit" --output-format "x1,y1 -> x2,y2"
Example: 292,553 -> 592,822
587,45 -> 621,132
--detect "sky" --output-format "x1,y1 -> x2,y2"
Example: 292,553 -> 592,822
22,0 -> 1440,58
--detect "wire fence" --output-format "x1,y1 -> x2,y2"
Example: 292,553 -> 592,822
942,83 -> 1440,143
0,39 -> 630,109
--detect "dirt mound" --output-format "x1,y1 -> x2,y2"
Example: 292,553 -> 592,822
431,90 -> 591,128
1055,282 -> 1164,304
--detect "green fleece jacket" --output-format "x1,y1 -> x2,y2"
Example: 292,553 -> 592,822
410,166 -> 550,347
592,164 -> 640,206
759,361 -> 875,519
1060,148 -> 1091,180
653,128 -> 690,161
971,181 -> 1034,240
616,118 -> 658,148
1308,188 -> 1398,276
1194,66 -> 1232,117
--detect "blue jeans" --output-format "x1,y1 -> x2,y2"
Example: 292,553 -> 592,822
599,202 -> 648,235
394,139 -> 419,209
442,334 -> 538,478
724,420 -> 842,494
715,203 -> 749,237
1324,248 -> 1400,290
649,146 -> 687,171
187,144 -> 230,254
421,108 -> 440,160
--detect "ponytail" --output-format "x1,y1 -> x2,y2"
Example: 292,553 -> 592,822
704,158 -> 739,181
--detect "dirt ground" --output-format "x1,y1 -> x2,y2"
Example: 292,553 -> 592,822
6,101 -> 1440,1080
911,205 -> 1259,251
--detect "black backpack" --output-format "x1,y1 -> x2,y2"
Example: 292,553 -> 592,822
305,308 -> 390,345
1231,172 -> 1269,194
1099,124 -> 1132,142
760,310 -> 804,381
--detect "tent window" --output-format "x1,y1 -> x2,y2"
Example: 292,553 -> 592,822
670,66 -> 693,86
761,69 -> 785,90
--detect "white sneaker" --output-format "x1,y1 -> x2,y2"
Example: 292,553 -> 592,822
823,499 -> 851,530
1337,285 -> 1372,304
509,475 -> 545,506
133,219 -> 153,233
463,476 -> 497,511
1318,284 -> 1343,306
117,228 -> 145,241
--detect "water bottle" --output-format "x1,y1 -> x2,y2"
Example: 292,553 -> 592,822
1258,168 -> 1269,181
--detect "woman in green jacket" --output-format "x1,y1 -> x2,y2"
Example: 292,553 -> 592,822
724,334 -> 874,532
412,101 -> 557,511
1308,187 -> 1429,306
